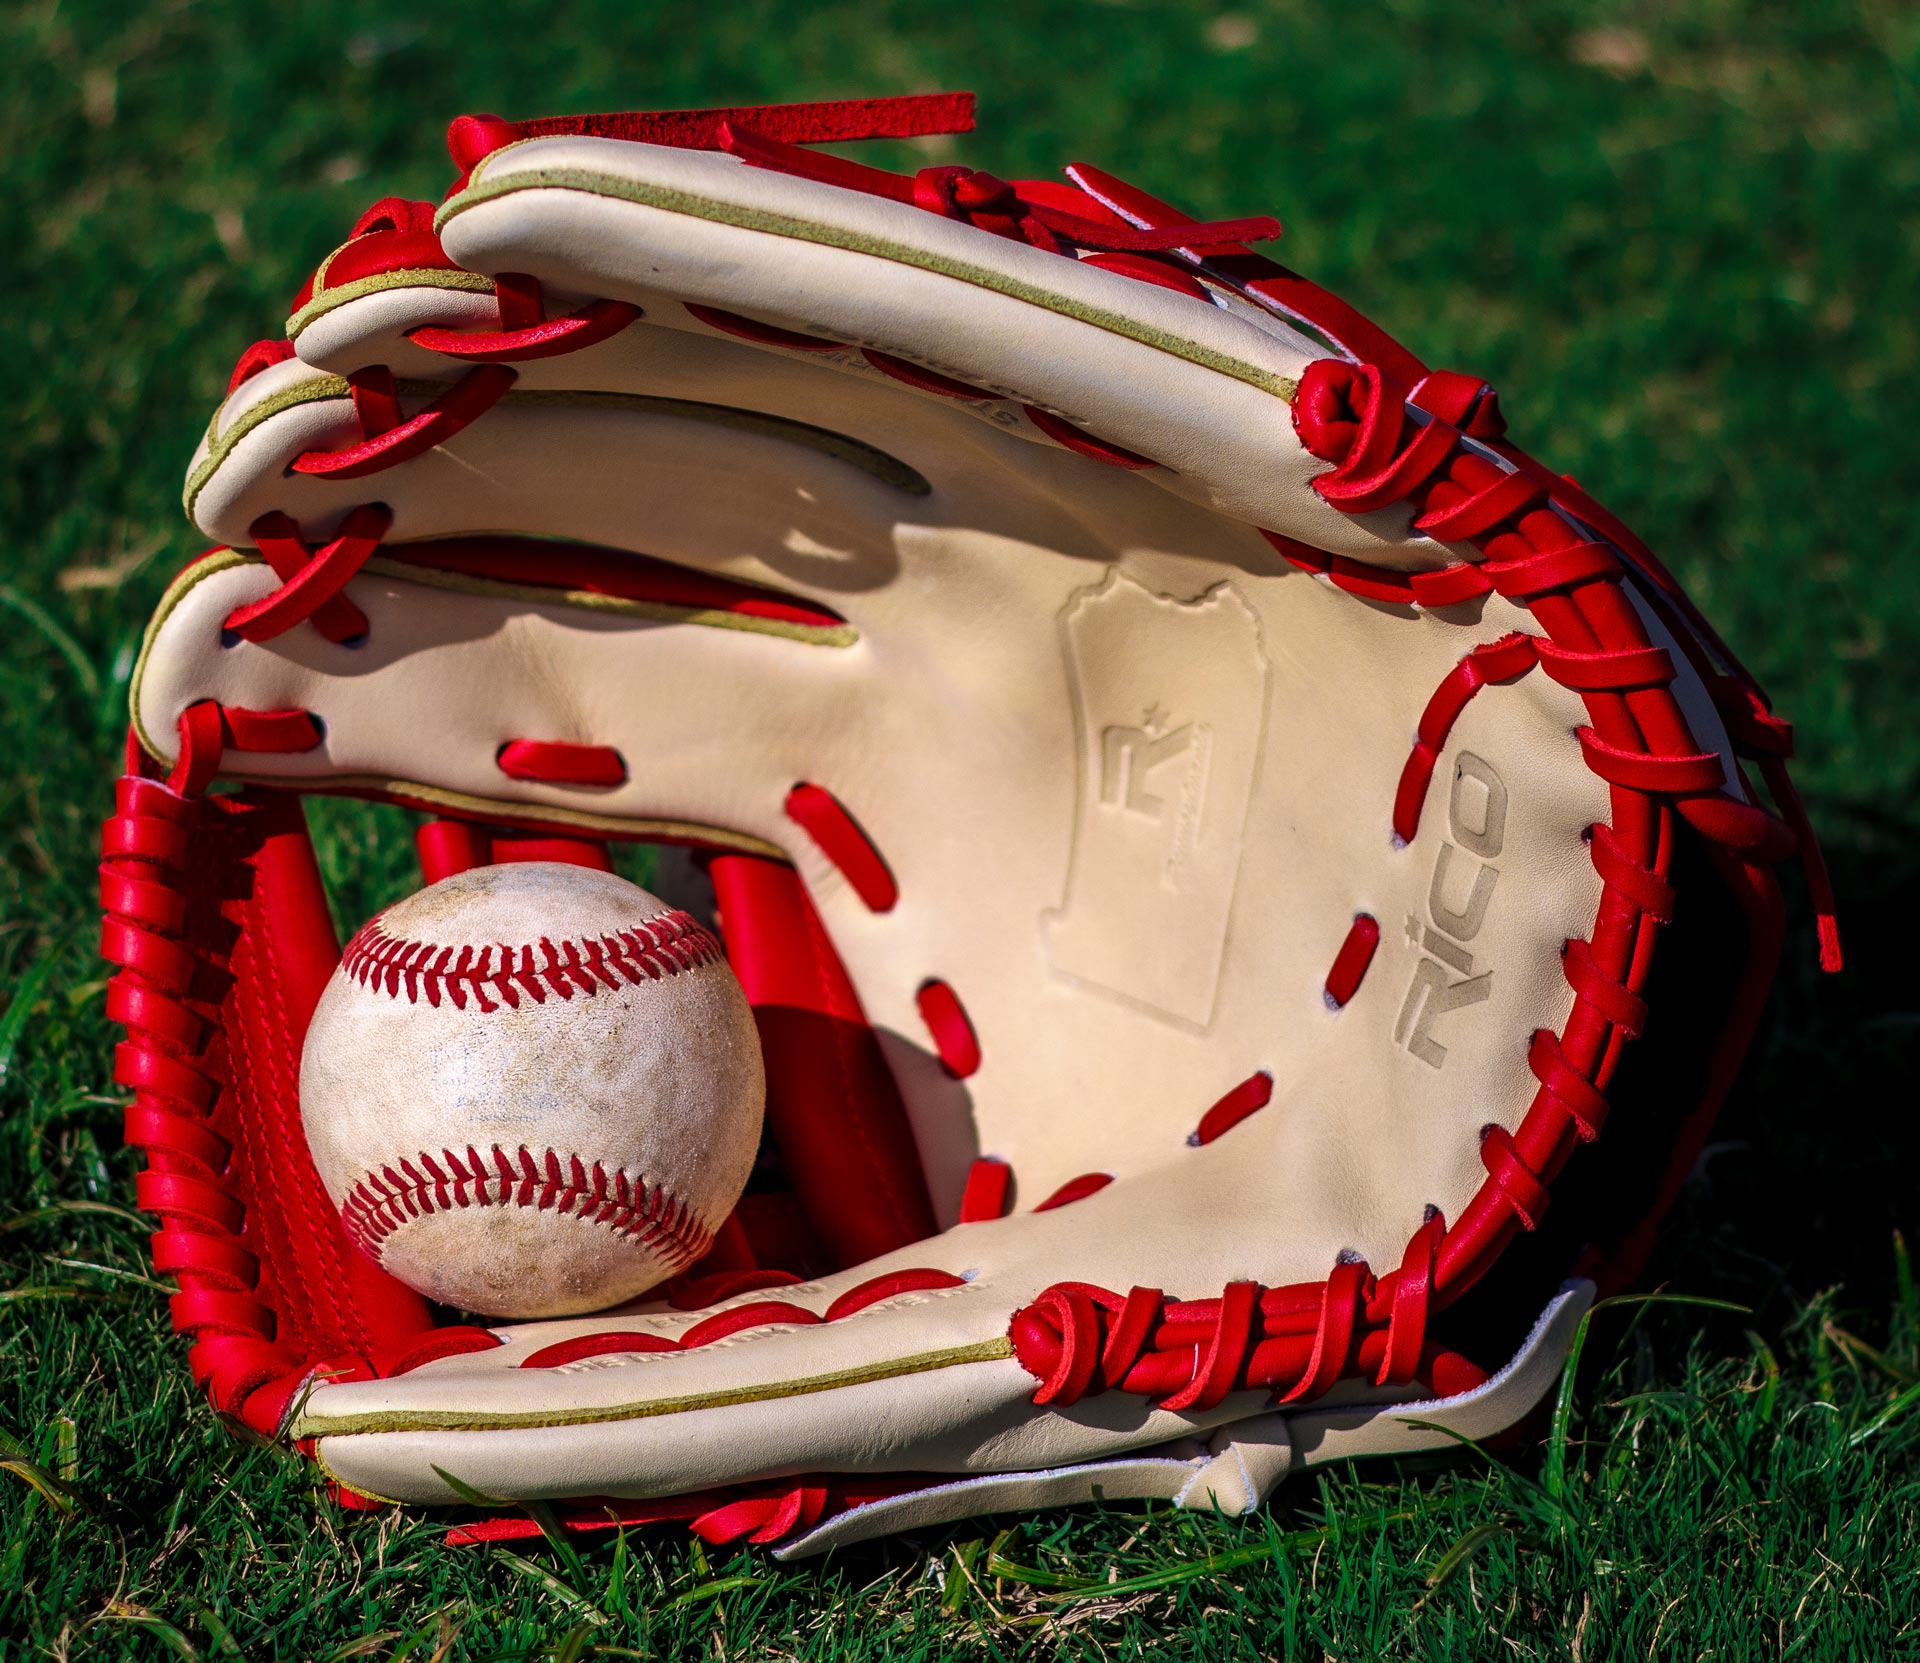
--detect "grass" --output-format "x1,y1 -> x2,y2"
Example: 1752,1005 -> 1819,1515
2,0 -> 1917,1654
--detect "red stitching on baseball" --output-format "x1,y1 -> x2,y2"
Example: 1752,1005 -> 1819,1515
338,907 -> 722,1013
338,1144 -> 714,1272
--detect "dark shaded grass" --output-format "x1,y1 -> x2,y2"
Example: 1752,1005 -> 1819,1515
3,0 -> 1916,1655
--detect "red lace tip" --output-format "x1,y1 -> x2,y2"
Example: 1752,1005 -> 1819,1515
447,113 -> 518,172
1817,914 -> 1843,974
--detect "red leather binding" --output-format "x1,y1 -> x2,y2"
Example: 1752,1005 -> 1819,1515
104,779 -> 432,1433
708,854 -> 935,1265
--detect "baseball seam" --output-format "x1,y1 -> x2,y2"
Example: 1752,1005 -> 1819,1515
340,1144 -> 714,1270
339,907 -> 722,1012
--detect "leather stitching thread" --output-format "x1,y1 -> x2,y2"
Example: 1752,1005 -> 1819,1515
339,908 -> 722,1013
339,1145 -> 712,1271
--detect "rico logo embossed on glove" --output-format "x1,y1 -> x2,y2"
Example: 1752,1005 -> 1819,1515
1394,752 -> 1507,1069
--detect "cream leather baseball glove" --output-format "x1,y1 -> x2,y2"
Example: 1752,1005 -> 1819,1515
103,93 -> 1837,1556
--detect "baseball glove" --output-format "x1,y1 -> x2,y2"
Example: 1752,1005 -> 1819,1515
103,92 -> 1837,1556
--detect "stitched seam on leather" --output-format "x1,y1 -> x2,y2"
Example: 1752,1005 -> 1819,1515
287,266 -> 493,337
339,908 -> 721,1012
339,1145 -> 712,1270
292,1336 -> 1017,1437
436,167 -> 1301,400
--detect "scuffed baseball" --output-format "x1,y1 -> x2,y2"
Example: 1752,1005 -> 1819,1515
299,863 -> 764,1318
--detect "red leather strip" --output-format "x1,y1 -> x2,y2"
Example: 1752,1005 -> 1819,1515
100,814 -> 190,866
1078,251 -> 1211,300
1026,1284 -> 1102,1405
1393,634 -> 1538,843
349,197 -> 437,237
349,365 -> 403,437
1158,1279 -> 1258,1411
150,1229 -> 257,1287
1409,371 -> 1505,436
224,505 -> 392,644
1324,914 -> 1381,1009
115,1042 -> 215,1109
448,93 -> 978,173
304,226 -> 459,304
1325,554 -> 1418,605
248,512 -> 373,644
1021,404 -> 1156,469
680,1301 -> 824,1348
692,1481 -> 830,1547
495,739 -> 627,787
823,1268 -> 966,1321
490,835 -> 613,871
1033,1172 -> 1114,1212
917,979 -> 982,1079
124,1104 -> 229,1171
415,818 -> 491,882
517,1333 -> 665,1370
1413,469 -> 1543,542
784,784 -> 898,913
227,338 -> 297,394
1528,1029 -> 1610,1142
1576,728 -> 1726,794
410,298 -> 641,362
860,349 -> 995,400
707,853 -> 935,1267
98,870 -> 187,934
1066,165 -> 1429,382
1481,541 -> 1619,599
291,364 -> 516,480
205,1343 -> 299,1417
100,919 -> 195,995
167,701 -> 228,797
1536,641 -> 1674,692
684,303 -> 843,351
1408,562 -> 1497,607
1562,938 -> 1648,1037
1479,1127 -> 1550,1229
1191,1070 -> 1274,1145
386,535 -> 846,630
1259,527 -> 1331,575
1101,1285 -> 1163,1388
107,977 -> 204,1051
1313,411 -> 1456,514
1279,1259 -> 1366,1404
1589,824 -> 1677,922
170,1287 -> 277,1337
374,1328 -> 504,1376
957,1156 -> 1010,1223
1378,1214 -> 1442,1386
222,706 -> 325,754
137,1169 -> 245,1232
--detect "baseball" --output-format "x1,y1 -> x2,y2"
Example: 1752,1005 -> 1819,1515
298,862 -> 764,1319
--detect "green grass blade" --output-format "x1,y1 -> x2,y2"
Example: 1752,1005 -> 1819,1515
98,1604 -> 201,1661
1,1200 -> 150,1234
1849,1379 -> 1920,1449
0,584 -> 101,698
490,1549 -> 611,1625
1417,1519 -> 1511,1607
662,1575 -> 764,1612
0,931 -> 71,1093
